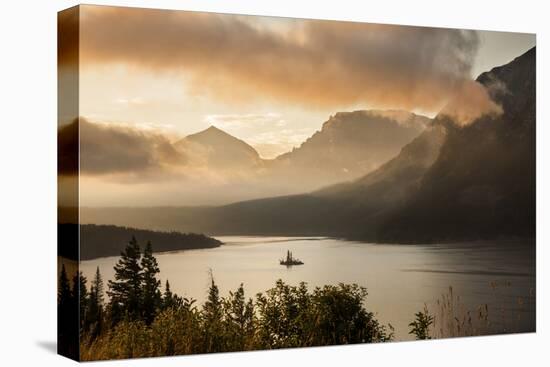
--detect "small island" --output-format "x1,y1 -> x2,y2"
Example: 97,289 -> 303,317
280,250 -> 304,266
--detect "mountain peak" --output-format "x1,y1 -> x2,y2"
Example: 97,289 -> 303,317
273,108 -> 431,186
177,125 -> 261,168
206,125 -> 223,132
323,109 -> 430,131
192,125 -> 231,138
182,125 -> 248,146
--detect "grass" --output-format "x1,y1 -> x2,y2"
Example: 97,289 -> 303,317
425,281 -> 535,339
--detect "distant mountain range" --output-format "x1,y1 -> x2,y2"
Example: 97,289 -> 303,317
171,109 -> 431,193
79,47 -> 535,243
266,110 -> 430,189
60,106 -> 432,204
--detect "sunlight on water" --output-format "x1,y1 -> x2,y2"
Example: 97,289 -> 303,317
80,237 -> 535,340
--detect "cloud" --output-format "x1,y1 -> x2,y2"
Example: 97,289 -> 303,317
439,80 -> 503,126
58,118 -> 269,180
58,7 -> 79,70
201,113 -> 311,158
204,113 -> 285,130
114,97 -> 147,106
246,128 -> 314,158
72,5 -> 488,113
58,118 -> 185,177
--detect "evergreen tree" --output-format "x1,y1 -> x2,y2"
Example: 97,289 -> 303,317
107,236 -> 143,325
223,284 -> 255,351
163,280 -> 175,309
58,264 -> 78,359
91,266 -> 104,305
141,241 -> 161,324
162,280 -> 190,311
58,264 -> 72,306
73,272 -> 88,332
87,266 -> 105,339
164,280 -> 172,300
202,271 -> 224,352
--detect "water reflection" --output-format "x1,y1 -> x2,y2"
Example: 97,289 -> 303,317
80,237 -> 535,340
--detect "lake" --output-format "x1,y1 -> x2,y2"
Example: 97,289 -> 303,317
80,236 -> 535,340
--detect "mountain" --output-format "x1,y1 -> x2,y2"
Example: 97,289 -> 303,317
376,47 -> 536,242
78,121 -> 446,237
175,125 -> 263,170
267,110 -> 430,189
79,111 -> 433,229
189,121 -> 447,237
173,111 -> 431,199
80,48 -> 535,243
64,111 -> 430,206
314,46 -> 535,242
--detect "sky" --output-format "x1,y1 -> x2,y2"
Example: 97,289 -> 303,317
58,5 -> 535,207
58,5 -> 536,159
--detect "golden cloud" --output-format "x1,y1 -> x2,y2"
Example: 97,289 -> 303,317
58,118 -> 185,177
67,5 -> 488,114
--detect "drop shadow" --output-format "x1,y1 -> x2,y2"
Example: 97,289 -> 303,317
36,340 -> 57,354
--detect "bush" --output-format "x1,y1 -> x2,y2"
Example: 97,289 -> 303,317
80,279 -> 391,360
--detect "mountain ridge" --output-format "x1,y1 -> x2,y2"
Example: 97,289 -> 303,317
268,109 -> 431,188
79,47 -> 535,243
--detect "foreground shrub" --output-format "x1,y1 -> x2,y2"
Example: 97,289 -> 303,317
81,320 -> 151,361
81,279 -> 391,360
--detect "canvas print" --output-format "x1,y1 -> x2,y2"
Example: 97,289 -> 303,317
58,4 -> 536,361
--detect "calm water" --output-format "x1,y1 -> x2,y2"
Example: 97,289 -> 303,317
80,236 -> 535,340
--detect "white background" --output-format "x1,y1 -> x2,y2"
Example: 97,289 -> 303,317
0,0 -> 548,365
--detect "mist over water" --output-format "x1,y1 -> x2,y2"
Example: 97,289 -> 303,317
80,237 -> 535,340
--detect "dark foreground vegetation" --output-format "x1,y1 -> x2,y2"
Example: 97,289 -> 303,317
58,237 -> 533,361
59,237 -> 392,360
